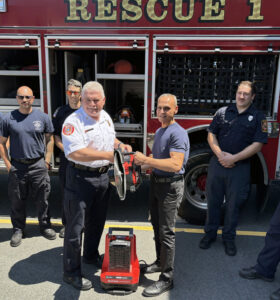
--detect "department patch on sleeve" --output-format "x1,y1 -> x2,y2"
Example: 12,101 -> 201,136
62,124 -> 75,135
261,120 -> 268,133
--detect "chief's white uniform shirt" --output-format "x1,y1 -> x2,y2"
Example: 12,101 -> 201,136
62,107 -> 115,167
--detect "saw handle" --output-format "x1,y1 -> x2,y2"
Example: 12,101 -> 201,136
122,151 -> 135,156
108,227 -> 133,237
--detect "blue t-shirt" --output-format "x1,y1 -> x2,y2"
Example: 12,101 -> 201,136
1,109 -> 54,159
208,104 -> 268,155
152,122 -> 190,176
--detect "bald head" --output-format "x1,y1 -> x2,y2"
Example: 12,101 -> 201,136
158,93 -> 177,107
17,86 -> 34,96
16,86 -> 35,114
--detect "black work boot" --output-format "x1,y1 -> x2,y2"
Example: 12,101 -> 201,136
59,227 -> 65,238
10,230 -> 24,247
40,227 -> 56,240
142,278 -> 173,297
223,240 -> 237,256
141,260 -> 161,274
199,235 -> 216,249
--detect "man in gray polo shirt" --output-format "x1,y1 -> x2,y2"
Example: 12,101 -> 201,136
134,93 -> 189,297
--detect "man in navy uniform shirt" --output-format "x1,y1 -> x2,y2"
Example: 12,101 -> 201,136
52,79 -> 82,238
0,85 -> 56,247
199,81 -> 268,256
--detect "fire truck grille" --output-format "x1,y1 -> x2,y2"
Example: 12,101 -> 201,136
109,239 -> 131,272
156,54 -> 277,117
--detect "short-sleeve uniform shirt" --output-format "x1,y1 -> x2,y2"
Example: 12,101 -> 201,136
52,104 -> 77,138
208,104 -> 268,155
62,107 -> 115,168
1,109 -> 54,159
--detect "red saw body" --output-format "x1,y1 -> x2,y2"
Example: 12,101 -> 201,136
113,149 -> 142,200
100,227 -> 140,294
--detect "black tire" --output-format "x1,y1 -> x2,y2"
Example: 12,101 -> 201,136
178,144 -> 213,225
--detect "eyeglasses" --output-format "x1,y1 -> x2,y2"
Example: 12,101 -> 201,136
66,90 -> 80,96
17,95 -> 34,100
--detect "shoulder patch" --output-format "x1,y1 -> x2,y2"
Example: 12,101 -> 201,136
53,106 -> 62,118
63,124 -> 75,136
261,120 -> 268,133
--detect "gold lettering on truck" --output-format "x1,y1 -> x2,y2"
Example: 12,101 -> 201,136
146,0 -> 168,22
200,0 -> 225,22
121,0 -> 142,22
174,0 -> 195,22
65,0 -> 91,21
94,0 -> 117,21
247,0 -> 264,21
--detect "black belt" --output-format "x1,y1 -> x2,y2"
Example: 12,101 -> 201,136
151,173 -> 184,183
12,156 -> 43,165
69,162 -> 109,174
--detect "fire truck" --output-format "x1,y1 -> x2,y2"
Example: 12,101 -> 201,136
0,0 -> 279,224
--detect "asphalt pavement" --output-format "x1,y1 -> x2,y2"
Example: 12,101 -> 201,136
0,174 -> 280,300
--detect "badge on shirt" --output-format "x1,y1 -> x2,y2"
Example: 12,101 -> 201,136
63,124 -> 75,135
261,120 -> 268,133
33,121 -> 42,131
248,115 -> 253,122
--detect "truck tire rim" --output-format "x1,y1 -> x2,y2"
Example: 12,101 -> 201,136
184,163 -> 208,210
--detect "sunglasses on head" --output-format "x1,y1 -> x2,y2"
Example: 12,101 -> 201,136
66,90 -> 80,96
17,95 -> 33,100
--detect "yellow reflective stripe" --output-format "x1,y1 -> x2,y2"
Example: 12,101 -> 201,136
0,219 -> 267,237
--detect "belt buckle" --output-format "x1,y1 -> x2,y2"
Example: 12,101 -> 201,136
152,174 -> 158,183
99,166 -> 106,173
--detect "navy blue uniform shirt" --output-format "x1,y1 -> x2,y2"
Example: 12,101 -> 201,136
1,109 -> 54,159
208,104 -> 268,155
52,104 -> 76,138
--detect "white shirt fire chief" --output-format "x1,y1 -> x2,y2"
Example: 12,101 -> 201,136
62,107 -> 115,168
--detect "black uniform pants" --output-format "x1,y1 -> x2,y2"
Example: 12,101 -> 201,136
8,158 -> 51,231
63,164 -> 110,277
149,177 -> 184,281
205,156 -> 250,241
255,201 -> 280,279
58,152 -> 69,226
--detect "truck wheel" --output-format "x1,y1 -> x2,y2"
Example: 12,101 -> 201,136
178,144 -> 213,225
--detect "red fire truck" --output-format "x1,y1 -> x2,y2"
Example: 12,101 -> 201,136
0,0 -> 279,224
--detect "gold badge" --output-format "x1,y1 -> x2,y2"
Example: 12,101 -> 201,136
261,120 -> 268,133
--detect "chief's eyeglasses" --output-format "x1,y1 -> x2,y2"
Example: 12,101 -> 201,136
17,95 -> 34,100
66,90 -> 80,96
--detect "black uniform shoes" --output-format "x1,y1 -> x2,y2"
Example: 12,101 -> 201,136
199,235 -> 237,256
223,240 -> 237,256
40,228 -> 57,240
59,227 -> 65,238
142,279 -> 174,297
10,230 -> 24,247
199,235 -> 216,249
83,254 -> 104,269
141,260 -> 161,274
63,274 -> 92,291
10,228 -> 56,246
270,288 -> 280,300
239,266 -> 274,282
